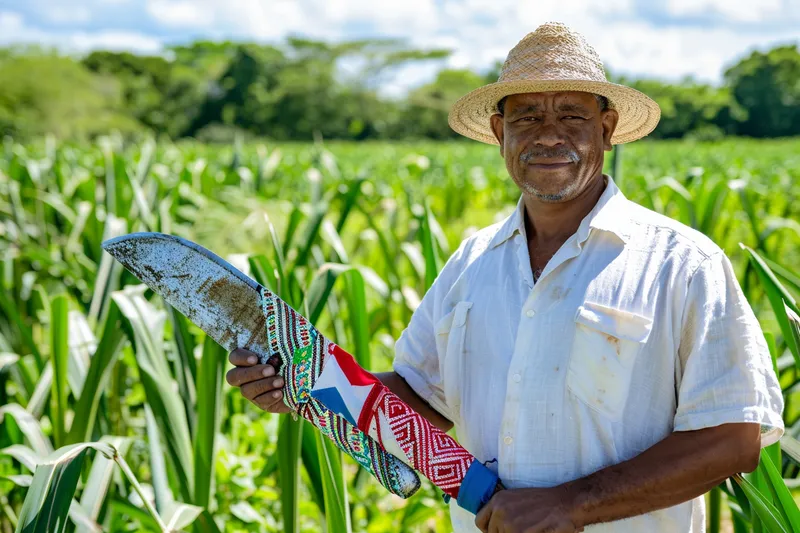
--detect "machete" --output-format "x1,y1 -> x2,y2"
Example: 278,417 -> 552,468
102,232 -> 502,513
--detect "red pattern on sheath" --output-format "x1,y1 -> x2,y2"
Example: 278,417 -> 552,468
327,340 -> 477,499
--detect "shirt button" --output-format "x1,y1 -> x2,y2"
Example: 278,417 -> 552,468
512,373 -> 521,383
525,309 -> 535,318
504,435 -> 513,445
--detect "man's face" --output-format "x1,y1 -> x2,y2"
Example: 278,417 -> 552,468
489,91 -> 619,203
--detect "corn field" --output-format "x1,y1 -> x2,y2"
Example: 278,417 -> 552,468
1,135 -> 800,533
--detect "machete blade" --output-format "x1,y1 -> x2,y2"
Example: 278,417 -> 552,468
102,232 -> 271,362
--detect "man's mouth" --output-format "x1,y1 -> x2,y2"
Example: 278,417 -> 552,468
529,161 -> 573,169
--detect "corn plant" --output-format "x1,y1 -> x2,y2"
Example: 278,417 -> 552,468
1,135 -> 799,532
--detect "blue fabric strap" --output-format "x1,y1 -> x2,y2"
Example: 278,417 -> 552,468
456,460 -> 500,514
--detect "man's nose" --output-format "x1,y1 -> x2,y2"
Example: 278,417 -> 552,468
533,121 -> 565,147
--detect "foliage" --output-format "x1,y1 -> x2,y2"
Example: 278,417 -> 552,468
1,136 -> 800,532
0,51 -> 140,140
2,39 -> 800,142
724,45 -> 800,138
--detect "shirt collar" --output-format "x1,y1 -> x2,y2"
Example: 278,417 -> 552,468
488,174 -> 631,250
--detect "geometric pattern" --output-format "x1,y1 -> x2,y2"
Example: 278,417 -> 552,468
259,287 -> 421,499
370,391 -> 475,498
314,341 -> 478,499
258,284 -> 491,505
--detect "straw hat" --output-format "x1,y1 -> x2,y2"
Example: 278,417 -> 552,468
448,22 -> 661,145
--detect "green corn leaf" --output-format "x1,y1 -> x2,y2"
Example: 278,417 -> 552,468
292,202 -> 328,274
112,285 -> 195,503
734,473 -> 790,533
1,353 -> 19,378
161,501 -> 204,532
49,293 -> 69,448
15,439 -> 204,532
76,436 -> 133,530
0,444 -> 42,472
66,304 -> 126,445
304,264 -> 375,369
757,450 -> 800,531
708,485 -> 722,533
740,245 -> 800,369
780,435 -> 800,465
166,305 -> 198,437
15,443 -> 105,533
784,304 -> 800,368
144,404 -> 171,513
0,404 -> 52,456
314,431 -> 351,533
648,177 -> 696,228
334,178 -> 364,234
248,253 -> 278,293
88,214 -> 127,328
761,257 -> 800,296
277,415 -> 303,533
193,335 -> 225,509
0,289 -> 43,368
418,201 -> 443,292
300,428 -> 326,514
65,310 -> 93,402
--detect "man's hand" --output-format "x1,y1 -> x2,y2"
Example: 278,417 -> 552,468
226,348 -> 291,413
475,486 -> 584,533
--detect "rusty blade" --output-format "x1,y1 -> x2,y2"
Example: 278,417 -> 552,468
102,232 -> 270,361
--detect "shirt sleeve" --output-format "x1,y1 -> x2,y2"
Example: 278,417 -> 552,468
392,240 -> 468,423
674,251 -> 784,447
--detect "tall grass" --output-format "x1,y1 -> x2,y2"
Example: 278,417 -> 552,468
1,135 -> 799,532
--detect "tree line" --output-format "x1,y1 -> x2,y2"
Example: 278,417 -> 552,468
0,37 -> 798,142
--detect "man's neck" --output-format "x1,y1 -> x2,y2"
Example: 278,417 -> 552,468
522,174 -> 607,246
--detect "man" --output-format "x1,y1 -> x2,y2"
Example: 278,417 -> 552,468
226,22 -> 784,533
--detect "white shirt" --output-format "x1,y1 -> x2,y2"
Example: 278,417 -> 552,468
392,176 -> 784,533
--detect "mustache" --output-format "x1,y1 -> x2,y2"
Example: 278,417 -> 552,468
519,146 -> 580,164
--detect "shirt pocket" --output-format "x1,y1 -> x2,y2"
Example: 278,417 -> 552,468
567,301 -> 653,420
434,301 -> 473,422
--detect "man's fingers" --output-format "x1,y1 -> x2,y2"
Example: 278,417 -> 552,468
226,364 -> 276,387
475,501 -> 492,533
252,391 -> 292,413
240,376 -> 284,400
229,348 -> 260,366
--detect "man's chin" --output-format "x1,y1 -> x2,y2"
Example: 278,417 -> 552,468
521,180 -> 578,203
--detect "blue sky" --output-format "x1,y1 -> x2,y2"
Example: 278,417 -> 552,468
2,0 -> 799,96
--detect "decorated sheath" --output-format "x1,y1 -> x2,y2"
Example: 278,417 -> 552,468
102,232 -> 501,513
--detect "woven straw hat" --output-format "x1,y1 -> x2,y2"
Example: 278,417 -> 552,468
448,22 -> 661,145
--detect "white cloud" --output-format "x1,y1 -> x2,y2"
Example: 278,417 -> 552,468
45,6 -> 93,24
145,0 -> 440,39
145,0 -> 212,27
666,0 -> 784,22
2,0 -> 799,94
0,10 -> 162,54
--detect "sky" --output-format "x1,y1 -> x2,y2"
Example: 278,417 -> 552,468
2,0 -> 799,97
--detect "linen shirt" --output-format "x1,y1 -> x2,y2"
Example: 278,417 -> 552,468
392,176 -> 784,533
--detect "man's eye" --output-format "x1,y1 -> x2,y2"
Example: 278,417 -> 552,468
520,117 -> 539,122
563,115 -> 586,120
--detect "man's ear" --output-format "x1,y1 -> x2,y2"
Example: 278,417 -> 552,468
601,108 -> 619,151
490,113 -> 504,156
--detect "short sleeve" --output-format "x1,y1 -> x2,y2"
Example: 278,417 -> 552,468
392,241 -> 468,423
674,252 -> 784,447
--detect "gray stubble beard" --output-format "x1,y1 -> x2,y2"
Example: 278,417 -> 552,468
517,146 -> 582,202
518,171 -> 582,202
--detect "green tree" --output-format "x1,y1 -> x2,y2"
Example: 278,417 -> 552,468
0,50 -> 138,140
619,76 -> 744,139
392,69 -> 487,139
724,44 -> 800,137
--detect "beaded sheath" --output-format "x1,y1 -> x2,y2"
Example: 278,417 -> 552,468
260,286 -> 501,511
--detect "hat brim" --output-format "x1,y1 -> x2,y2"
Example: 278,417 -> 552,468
447,79 -> 661,145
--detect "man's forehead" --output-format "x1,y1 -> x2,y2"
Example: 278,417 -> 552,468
504,91 -> 596,108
